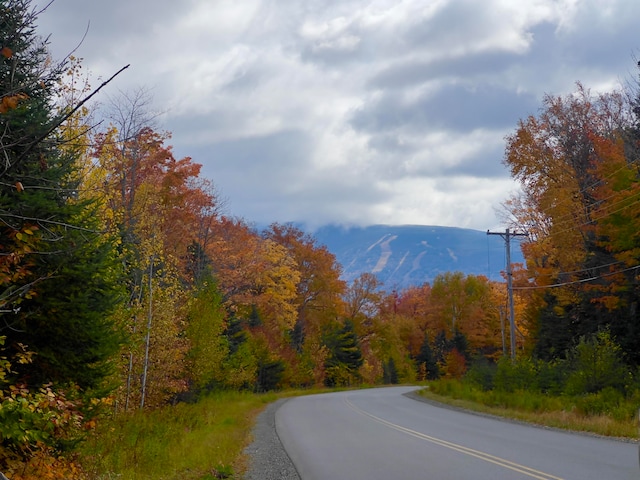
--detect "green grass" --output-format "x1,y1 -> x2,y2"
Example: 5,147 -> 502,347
420,380 -> 640,439
79,390 -> 281,480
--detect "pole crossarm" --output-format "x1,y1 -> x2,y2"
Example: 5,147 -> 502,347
487,228 -> 527,360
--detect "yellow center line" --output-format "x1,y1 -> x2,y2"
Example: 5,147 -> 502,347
345,396 -> 565,480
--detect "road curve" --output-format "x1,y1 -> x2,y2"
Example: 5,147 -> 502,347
275,386 -> 638,480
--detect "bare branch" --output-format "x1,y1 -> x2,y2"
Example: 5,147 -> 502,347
0,212 -> 105,234
1,64 -> 130,178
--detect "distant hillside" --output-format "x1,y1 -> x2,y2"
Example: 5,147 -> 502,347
312,224 -> 525,290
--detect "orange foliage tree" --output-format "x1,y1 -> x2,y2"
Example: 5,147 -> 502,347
264,223 -> 347,386
91,123 -> 221,408
503,79 -> 640,363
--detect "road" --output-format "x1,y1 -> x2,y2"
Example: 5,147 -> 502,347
275,386 -> 638,480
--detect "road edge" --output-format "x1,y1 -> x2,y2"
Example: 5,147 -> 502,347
243,398 -> 301,480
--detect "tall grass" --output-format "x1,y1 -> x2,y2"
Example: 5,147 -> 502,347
421,380 -> 639,439
79,390 -> 279,480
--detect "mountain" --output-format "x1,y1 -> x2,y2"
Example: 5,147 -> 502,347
312,224 -> 525,290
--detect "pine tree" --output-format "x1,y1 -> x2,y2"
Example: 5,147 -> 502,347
382,357 -> 398,384
0,0 -> 123,391
416,334 -> 439,380
323,319 -> 363,386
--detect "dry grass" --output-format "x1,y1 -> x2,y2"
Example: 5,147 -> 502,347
418,384 -> 639,440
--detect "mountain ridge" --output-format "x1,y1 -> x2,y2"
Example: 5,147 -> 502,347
311,224 -> 525,290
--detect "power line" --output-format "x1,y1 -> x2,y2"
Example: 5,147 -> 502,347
514,263 -> 640,290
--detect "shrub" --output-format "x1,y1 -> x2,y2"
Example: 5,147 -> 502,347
493,356 -> 538,392
465,357 -> 496,391
564,330 -> 631,396
535,359 -> 567,395
573,387 -> 624,417
0,339 -> 91,479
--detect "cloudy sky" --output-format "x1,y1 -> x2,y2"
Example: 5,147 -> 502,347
36,0 -> 639,231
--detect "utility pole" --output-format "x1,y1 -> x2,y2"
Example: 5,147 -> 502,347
487,228 -> 526,361
499,305 -> 506,357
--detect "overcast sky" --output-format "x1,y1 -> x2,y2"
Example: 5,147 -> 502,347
36,0 -> 639,232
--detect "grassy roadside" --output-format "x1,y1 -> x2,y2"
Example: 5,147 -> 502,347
78,386 -> 364,479
78,383 -> 638,479
418,380 -> 639,440
78,390 -> 283,480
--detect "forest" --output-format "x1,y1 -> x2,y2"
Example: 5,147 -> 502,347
2,0 -> 640,477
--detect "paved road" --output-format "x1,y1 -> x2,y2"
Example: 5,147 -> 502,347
275,386 -> 638,480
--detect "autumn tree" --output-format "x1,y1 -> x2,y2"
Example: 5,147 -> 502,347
582,81 -> 640,364
91,118 -> 222,407
503,81 -> 640,363
344,272 -> 382,323
250,238 -> 301,336
192,218 -> 305,391
429,272 -> 498,355
264,223 -> 346,385
503,86 -> 626,294
343,273 -> 384,381
366,288 -> 427,384
187,180 -> 224,286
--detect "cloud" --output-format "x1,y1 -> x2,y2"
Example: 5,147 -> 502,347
351,84 -> 538,134
36,0 -> 640,232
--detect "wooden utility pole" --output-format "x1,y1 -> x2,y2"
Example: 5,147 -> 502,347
499,305 -> 506,357
487,228 -> 526,360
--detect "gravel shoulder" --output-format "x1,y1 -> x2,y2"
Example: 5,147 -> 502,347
243,398 -> 300,480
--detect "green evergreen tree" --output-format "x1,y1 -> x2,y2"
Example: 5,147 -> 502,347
0,0 -> 123,391
433,330 -> 449,364
532,293 -> 574,362
255,357 -> 285,392
451,328 -> 470,362
416,334 -> 439,380
290,319 -> 304,352
382,357 -> 399,384
323,319 -> 363,386
248,304 -> 263,327
224,315 -> 248,355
